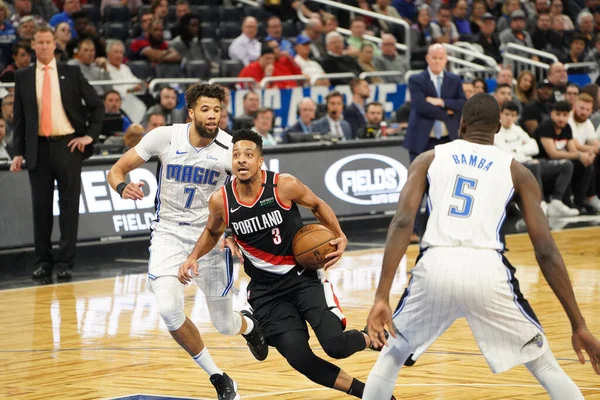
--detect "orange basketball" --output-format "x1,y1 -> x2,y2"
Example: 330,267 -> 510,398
292,224 -> 337,270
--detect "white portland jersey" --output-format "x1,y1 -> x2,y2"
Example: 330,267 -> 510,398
135,124 -> 232,228
421,140 -> 515,251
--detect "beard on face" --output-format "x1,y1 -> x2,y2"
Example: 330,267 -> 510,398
573,111 -> 589,123
194,119 -> 218,139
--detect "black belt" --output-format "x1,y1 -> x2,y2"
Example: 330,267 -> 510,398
38,133 -> 76,142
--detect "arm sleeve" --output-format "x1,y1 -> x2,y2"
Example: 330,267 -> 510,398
134,126 -> 171,161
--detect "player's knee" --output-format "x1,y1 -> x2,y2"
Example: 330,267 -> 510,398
211,313 -> 239,336
321,336 -> 350,359
284,346 -> 316,375
157,299 -> 186,331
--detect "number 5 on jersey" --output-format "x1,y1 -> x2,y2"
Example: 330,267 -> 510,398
449,175 -> 477,218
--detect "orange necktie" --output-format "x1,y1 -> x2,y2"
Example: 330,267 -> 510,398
40,65 -> 52,136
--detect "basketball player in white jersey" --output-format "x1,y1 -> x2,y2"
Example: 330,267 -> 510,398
363,94 -> 600,399
107,84 -> 267,400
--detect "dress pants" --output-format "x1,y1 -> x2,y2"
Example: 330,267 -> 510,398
28,134 -> 82,268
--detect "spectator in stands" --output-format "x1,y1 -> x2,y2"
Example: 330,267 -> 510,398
252,107 -> 278,146
175,0 -> 190,20
452,0 -> 471,36
475,12 -> 502,64
532,12 -> 556,53
265,16 -> 295,57
499,10 -> 534,54
228,16 -> 261,67
346,17 -> 381,57
106,40 -> 143,96
549,13 -> 571,60
300,17 -> 326,60
496,68 -> 514,87
496,0 -> 521,33
131,19 -> 181,66
100,0 -> 141,16
219,85 -> 231,107
143,86 -> 186,125
393,0 -> 418,21
219,103 -> 233,132
373,0 -> 402,35
104,90 -> 132,133
354,0 -> 380,32
286,97 -> 316,135
0,42 -> 32,83
357,44 -> 382,84
318,31 -> 363,86
568,93 -> 600,212
485,0 -> 503,18
123,123 -> 144,150
0,115 -> 10,159
264,39 -> 302,89
514,71 -> 536,109
547,62 -> 569,102
431,5 -> 459,44
472,78 -> 488,94
356,101 -> 386,139
410,5 -> 434,68
373,33 -> 409,84
462,82 -> 474,99
68,39 -> 112,96
133,11 -> 153,39
469,0 -> 487,35
344,78 -> 370,137
0,4 -> 16,62
565,84 -> 580,105
581,84 -> 600,128
67,11 -> 107,59
1,93 -> 14,145
322,14 -> 338,35
531,102 -> 581,216
238,45 -> 276,87
404,44 -> 465,162
312,91 -> 352,140
494,83 -> 513,108
150,0 -> 170,40
293,34 -> 328,86
577,11 -> 595,51
144,112 -> 166,132
169,14 -> 204,62
11,0 -> 46,29
522,80 -> 554,135
49,0 -> 80,37
54,21 -> 71,61
16,15 -> 35,44
585,35 -> 600,68
240,91 -> 260,119
562,34 -> 588,72
549,0 -> 574,31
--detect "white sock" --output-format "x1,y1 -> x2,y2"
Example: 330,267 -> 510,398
193,347 -> 223,376
525,350 -> 583,400
243,315 -> 254,335
364,334 -> 411,399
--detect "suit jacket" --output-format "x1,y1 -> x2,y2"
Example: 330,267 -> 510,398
404,69 -> 466,154
343,103 -> 366,139
13,63 -> 104,169
317,54 -> 363,86
311,116 -> 353,140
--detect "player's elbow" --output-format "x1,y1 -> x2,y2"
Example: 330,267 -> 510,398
534,247 -> 558,267
391,213 -> 413,231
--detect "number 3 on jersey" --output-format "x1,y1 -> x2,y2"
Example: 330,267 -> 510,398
272,227 -> 282,244
449,175 -> 477,218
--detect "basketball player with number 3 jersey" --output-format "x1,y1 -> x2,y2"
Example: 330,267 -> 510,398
363,94 -> 600,400
108,84 -> 268,400
179,129 -> 396,399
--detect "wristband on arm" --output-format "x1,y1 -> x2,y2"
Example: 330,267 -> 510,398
116,182 -> 127,198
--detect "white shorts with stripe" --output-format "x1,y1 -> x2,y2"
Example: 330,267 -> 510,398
146,223 -> 234,298
393,247 -> 547,373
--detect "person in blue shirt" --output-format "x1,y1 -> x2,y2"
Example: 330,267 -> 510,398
265,15 -> 295,57
48,0 -> 80,38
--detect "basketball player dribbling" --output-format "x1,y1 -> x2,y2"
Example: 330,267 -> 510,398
363,94 -> 600,399
107,84 -> 267,400
178,129 -> 395,399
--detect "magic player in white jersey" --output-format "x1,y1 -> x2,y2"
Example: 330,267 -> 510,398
107,84 -> 267,400
363,94 -> 600,399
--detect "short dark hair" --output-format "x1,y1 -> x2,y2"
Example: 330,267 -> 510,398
495,83 -> 512,91
366,101 -> 383,111
151,0 -> 165,14
254,107 -> 273,119
34,25 -> 54,38
325,90 -> 344,103
185,83 -> 225,109
12,41 -> 31,56
462,93 -> 500,132
501,101 -> 519,113
438,5 -> 451,13
176,0 -> 189,5
571,32 -> 587,44
243,91 -> 258,101
349,78 -> 366,94
551,101 -> 572,113
77,38 -> 95,50
103,90 -> 121,101
472,78 -> 488,93
232,128 -> 263,155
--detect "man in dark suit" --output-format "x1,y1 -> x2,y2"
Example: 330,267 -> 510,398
10,25 -> 104,281
318,31 -> 363,86
404,44 -> 466,162
312,91 -> 353,140
285,97 -> 317,136
343,78 -> 370,138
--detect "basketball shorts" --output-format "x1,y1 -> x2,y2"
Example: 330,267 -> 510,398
146,224 -> 234,298
247,267 -> 346,343
393,247 -> 548,373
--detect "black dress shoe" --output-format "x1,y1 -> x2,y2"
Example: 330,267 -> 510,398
32,264 -> 53,279
56,268 -> 72,280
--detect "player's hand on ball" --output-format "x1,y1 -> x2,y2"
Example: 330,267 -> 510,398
324,236 -> 347,269
367,299 -> 396,349
178,257 -> 199,285
122,182 -> 145,200
220,237 -> 243,265
572,327 -> 600,374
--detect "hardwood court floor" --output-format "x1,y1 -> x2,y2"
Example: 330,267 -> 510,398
1,227 -> 599,399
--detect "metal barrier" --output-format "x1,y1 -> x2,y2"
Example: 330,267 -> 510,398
309,72 -> 356,85
260,75 -> 307,89
503,53 -> 550,83
359,70 -> 405,81
443,43 -> 500,74
446,56 -> 498,81
148,78 -> 201,92
207,77 -> 257,87
88,79 -> 143,87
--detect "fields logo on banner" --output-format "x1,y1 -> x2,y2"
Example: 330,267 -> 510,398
324,154 -> 407,205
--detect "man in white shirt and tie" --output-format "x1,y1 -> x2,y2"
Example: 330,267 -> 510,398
312,91 -> 352,140
228,17 -> 262,66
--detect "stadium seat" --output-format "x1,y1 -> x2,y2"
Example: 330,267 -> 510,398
128,60 -> 153,80
219,60 -> 244,78
220,6 -> 245,22
201,38 -> 220,63
244,6 -> 271,23
186,60 -> 211,80
282,20 -> 297,37
201,23 -> 218,40
219,21 -> 241,39
103,22 -> 130,42
103,5 -> 130,23
156,63 -> 183,79
82,4 -> 100,24
220,39 -> 234,60
192,6 -> 218,23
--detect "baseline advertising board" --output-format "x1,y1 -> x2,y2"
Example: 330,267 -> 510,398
0,141 -> 410,249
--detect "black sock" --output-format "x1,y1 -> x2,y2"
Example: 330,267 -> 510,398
347,378 -> 365,398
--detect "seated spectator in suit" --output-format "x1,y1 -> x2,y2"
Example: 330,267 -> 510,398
68,38 -> 112,96
344,78 -> 370,137
346,17 -> 381,58
285,97 -> 316,136
312,91 -> 352,140
0,115 -> 11,160
462,82 -> 474,99
106,40 -> 143,96
565,84 -> 580,105
294,34 -> 328,86
144,112 -> 166,132
404,44 -> 466,161
265,16 -> 295,57
265,39 -> 303,89
131,19 -> 181,66
169,14 -> 205,63
0,42 -> 32,84
143,87 -> 186,126
499,10 -> 535,55
104,90 -> 133,133
252,107 -> 278,146
49,0 -> 80,37
522,80 -> 554,135
238,45 -> 276,87
494,83 -> 513,108
373,34 -> 409,84
123,123 -> 145,150
356,102 -> 387,139
228,17 -> 261,67
475,13 -> 502,64
431,5 -> 459,44
318,32 -> 363,86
